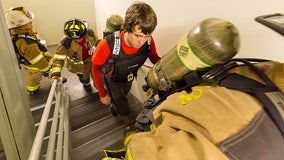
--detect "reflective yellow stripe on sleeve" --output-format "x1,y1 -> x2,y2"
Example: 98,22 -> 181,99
53,54 -> 67,60
29,53 -> 45,64
66,56 -> 84,64
51,66 -> 62,73
23,64 -> 51,72
41,64 -> 52,72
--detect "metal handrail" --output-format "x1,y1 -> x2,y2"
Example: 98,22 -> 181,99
29,79 -> 71,160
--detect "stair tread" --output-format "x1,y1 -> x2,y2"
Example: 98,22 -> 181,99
69,93 -> 105,130
71,125 -> 125,160
71,109 -> 138,148
70,92 -> 143,159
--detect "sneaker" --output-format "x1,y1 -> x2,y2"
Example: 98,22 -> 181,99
109,104 -> 118,117
83,83 -> 92,92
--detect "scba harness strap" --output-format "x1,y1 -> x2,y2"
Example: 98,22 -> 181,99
101,31 -> 122,107
12,34 -> 48,68
207,58 -> 284,137
101,31 -> 121,74
102,31 -> 152,78
135,58 -> 284,137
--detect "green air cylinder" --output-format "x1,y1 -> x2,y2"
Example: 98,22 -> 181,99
146,18 -> 241,91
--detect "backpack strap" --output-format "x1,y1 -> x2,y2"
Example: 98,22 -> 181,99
101,31 -> 121,74
16,34 -> 48,52
102,31 -> 152,74
12,34 -> 49,68
12,35 -> 31,67
17,34 -> 36,41
101,31 -> 122,111
203,58 -> 284,137
139,58 -> 284,136
110,31 -> 121,59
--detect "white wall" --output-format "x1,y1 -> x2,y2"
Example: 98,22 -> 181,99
1,0 -> 284,62
1,0 -> 96,46
94,0 -> 284,102
1,0 -> 284,103
95,0 -> 284,62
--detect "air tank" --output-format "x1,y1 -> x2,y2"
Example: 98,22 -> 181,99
146,18 -> 241,91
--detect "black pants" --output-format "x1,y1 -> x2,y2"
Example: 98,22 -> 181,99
104,76 -> 132,116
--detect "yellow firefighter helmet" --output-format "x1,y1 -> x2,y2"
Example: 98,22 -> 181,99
5,7 -> 35,29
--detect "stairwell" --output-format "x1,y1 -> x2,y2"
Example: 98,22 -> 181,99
28,68 -> 143,160
70,92 -> 142,159
0,45 -> 146,160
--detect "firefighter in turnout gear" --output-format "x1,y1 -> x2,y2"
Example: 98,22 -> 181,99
101,18 -> 284,160
103,14 -> 124,38
50,18 -> 101,92
123,61 -> 284,160
92,2 -> 161,116
5,7 -> 53,95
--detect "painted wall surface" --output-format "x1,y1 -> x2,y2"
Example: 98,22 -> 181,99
1,0 -> 97,46
1,0 -> 284,62
95,0 -> 284,62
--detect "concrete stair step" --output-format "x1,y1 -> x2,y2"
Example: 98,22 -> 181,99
70,93 -> 143,159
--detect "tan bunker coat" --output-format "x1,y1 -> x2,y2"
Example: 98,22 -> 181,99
125,61 -> 284,160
